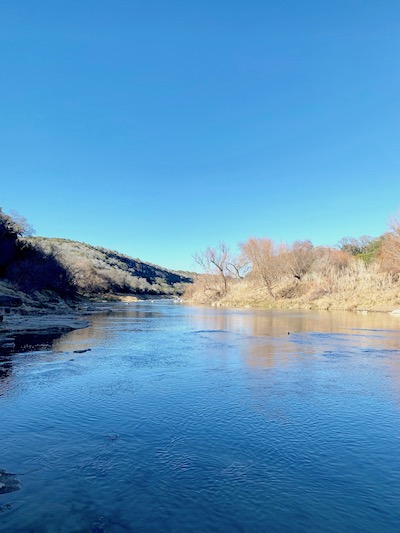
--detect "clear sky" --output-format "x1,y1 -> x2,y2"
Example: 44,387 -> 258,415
1,1 -> 399,271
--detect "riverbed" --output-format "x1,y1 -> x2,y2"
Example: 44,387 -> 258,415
1,302 -> 400,532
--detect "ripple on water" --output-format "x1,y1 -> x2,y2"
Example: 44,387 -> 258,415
1,304 -> 400,532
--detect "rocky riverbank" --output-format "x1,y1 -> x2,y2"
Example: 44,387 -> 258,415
0,281 -> 91,350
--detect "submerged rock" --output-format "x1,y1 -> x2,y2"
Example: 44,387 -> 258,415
0,470 -> 20,495
0,340 -> 15,350
0,295 -> 22,307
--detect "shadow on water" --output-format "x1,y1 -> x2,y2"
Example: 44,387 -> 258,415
0,332 -> 67,396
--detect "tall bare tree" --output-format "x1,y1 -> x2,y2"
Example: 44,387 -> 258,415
286,240 -> 315,280
193,242 -> 232,296
380,212 -> 400,272
240,237 -> 284,299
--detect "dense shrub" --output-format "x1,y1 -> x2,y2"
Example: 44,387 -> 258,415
0,209 -> 19,274
5,241 -> 76,296
27,237 -> 192,296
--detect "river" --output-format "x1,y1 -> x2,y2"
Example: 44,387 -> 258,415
1,302 -> 400,532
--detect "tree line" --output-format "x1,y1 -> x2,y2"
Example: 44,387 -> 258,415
187,213 -> 400,308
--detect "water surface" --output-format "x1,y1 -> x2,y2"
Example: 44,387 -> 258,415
1,303 -> 400,532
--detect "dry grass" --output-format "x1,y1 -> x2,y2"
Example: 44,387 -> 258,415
185,258 -> 400,312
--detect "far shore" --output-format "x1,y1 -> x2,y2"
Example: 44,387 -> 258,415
184,277 -> 400,315
191,299 -> 400,314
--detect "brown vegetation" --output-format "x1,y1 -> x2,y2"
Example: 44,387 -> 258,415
193,242 -> 248,298
240,238 -> 285,299
187,213 -> 400,312
380,213 -> 400,274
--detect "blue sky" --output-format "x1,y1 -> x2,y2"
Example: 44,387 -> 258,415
1,1 -> 399,270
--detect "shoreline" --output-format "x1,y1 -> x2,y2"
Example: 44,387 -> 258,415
184,296 -> 400,315
2,293 -> 399,353
0,293 -> 176,351
0,308 -> 92,351
0,278 -> 179,350
0,282 -> 94,350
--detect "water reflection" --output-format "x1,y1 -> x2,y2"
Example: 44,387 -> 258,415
1,302 -> 400,532
184,307 -> 400,409
52,304 -> 165,352
186,307 -> 400,369
2,304 -> 400,396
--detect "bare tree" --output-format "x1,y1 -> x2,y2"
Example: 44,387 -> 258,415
313,246 -> 351,274
193,242 -> 234,296
240,237 -> 285,299
380,212 -> 400,272
8,209 -> 35,236
226,254 -> 251,279
286,240 -> 315,280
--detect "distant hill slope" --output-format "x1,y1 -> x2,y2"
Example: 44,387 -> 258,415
27,237 -> 193,297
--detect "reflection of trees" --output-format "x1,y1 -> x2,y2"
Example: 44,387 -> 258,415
2,303 -> 400,401
187,307 -> 400,370
187,307 -> 400,409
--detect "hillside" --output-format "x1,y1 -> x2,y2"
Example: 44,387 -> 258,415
27,236 -> 193,297
0,208 -> 193,343
0,208 -> 193,311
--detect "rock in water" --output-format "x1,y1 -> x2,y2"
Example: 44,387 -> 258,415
0,470 -> 20,494
0,296 -> 23,307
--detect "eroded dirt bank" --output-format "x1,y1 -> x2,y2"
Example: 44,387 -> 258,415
0,281 -> 91,349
